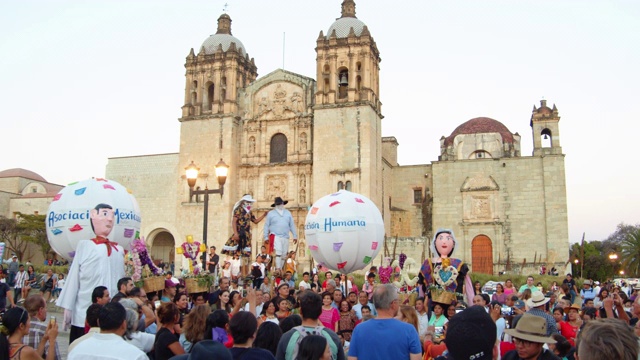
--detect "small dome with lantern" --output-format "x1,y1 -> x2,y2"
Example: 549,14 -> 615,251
200,13 -> 247,56
326,0 -> 369,38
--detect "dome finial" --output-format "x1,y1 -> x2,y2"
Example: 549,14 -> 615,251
341,0 -> 356,18
216,13 -> 232,35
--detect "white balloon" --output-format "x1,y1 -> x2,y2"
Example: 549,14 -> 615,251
305,190 -> 384,274
46,178 -> 141,261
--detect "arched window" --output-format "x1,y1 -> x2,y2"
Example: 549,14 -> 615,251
345,181 -> 352,191
541,128 -> 552,148
270,133 -> 287,163
206,83 -> 214,110
338,68 -> 349,99
469,150 -> 492,159
356,76 -> 362,91
191,81 -> 198,105
337,181 -> 344,191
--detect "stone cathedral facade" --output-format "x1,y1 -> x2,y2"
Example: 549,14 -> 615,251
106,1 -> 569,275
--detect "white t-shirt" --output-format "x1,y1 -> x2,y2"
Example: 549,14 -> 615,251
298,280 -> 311,290
230,258 -> 241,277
127,331 -> 155,353
68,333 -> 147,360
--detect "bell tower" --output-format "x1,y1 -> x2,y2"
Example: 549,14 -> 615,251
312,0 -> 383,208
530,99 -> 562,156
181,14 -> 257,117
176,13 -> 258,247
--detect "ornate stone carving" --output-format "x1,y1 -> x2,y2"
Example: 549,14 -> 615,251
299,133 -> 307,152
299,188 -> 306,203
272,84 -> 287,118
248,136 -> 256,154
471,196 -> 491,219
299,174 -> 306,188
266,175 -> 287,201
290,92 -> 304,113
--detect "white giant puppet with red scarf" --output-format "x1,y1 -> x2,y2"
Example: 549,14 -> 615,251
48,178 -> 140,343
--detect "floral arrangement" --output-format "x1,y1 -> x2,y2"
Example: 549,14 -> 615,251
178,235 -> 206,273
183,270 -> 214,291
130,237 -> 163,281
392,257 -> 419,293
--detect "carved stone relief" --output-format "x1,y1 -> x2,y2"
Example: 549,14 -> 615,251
471,196 -> 491,219
254,83 -> 305,120
248,136 -> 256,154
299,189 -> 306,204
299,133 -> 308,152
266,175 -> 287,201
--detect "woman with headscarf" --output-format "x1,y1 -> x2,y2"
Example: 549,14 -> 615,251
221,194 -> 266,277
417,228 -> 474,305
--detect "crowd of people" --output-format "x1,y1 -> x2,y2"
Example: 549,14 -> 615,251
4,261 -> 640,360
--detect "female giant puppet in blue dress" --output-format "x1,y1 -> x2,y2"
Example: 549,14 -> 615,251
418,228 -> 474,305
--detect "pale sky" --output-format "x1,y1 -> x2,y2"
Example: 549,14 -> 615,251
1,1 -> 638,244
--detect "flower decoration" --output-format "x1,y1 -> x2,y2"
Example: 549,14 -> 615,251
179,237 -> 206,273
130,237 -> 163,281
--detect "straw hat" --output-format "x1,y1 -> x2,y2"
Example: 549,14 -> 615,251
564,303 -> 581,313
526,291 -> 550,309
504,314 -> 557,344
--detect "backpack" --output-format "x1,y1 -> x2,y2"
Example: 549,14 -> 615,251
288,325 -> 337,360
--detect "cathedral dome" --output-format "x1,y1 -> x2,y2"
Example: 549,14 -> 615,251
444,117 -> 515,146
327,17 -> 367,38
326,0 -> 368,38
200,14 -> 246,56
0,168 -> 47,182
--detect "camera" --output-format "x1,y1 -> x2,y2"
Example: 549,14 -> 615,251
501,305 -> 513,316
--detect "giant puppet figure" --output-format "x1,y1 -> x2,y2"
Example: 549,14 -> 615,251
56,203 -> 126,343
418,228 -> 474,305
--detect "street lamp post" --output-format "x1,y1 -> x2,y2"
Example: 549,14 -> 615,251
185,159 -> 229,249
609,253 -> 619,278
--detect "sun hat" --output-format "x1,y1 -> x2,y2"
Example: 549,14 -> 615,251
504,313 -> 557,344
240,194 -> 256,202
526,291 -> 550,308
444,306 -> 496,360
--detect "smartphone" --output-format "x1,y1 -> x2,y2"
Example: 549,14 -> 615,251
50,316 -> 56,326
434,326 -> 444,339
154,300 -> 161,309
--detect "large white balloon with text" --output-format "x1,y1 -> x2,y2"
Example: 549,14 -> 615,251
46,178 -> 141,261
305,190 -> 384,274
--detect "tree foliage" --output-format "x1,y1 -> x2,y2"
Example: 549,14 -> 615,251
621,226 -> 640,277
15,212 -> 49,259
0,216 -> 26,260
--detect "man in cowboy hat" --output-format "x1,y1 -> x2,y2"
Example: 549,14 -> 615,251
263,196 -> 297,270
503,313 -> 559,360
525,291 -> 557,336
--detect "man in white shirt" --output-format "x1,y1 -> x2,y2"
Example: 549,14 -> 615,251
68,304 -> 102,353
14,264 -> 28,303
68,302 -> 147,360
244,289 -> 264,316
298,272 -> 311,291
263,197 -> 297,270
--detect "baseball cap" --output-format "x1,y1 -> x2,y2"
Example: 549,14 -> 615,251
165,279 -> 177,288
444,306 -> 496,360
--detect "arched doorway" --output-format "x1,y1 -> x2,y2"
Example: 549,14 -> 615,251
150,231 -> 175,266
472,235 -> 493,275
